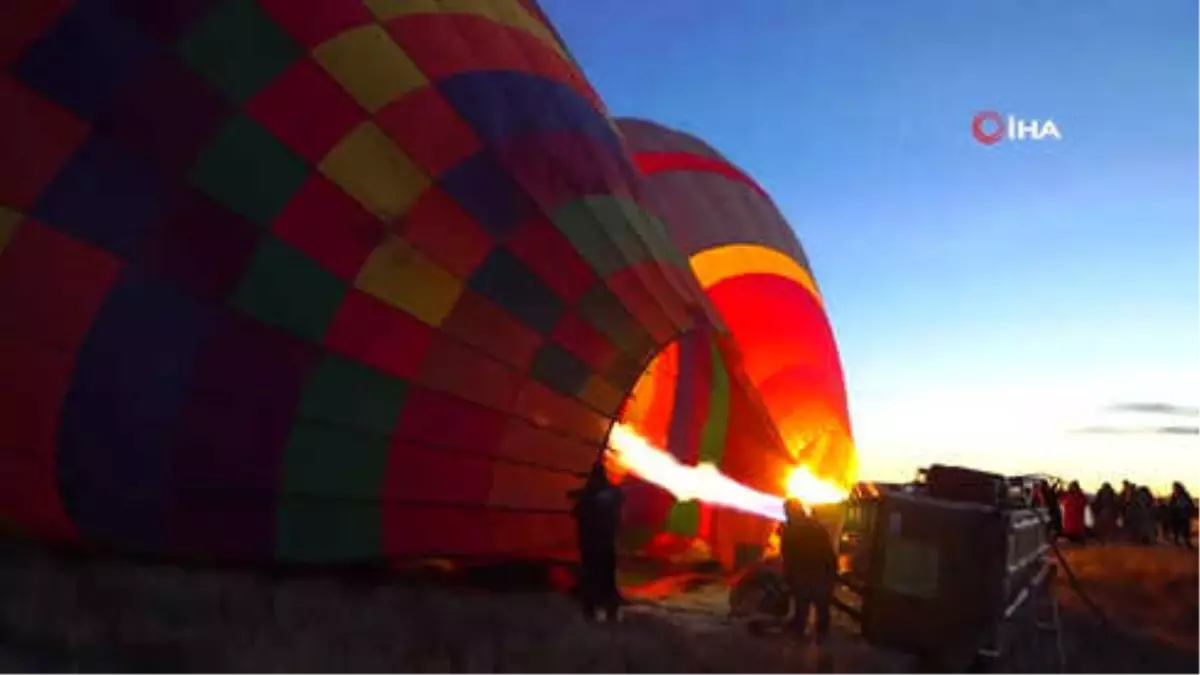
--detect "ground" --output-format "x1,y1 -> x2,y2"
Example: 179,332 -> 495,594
0,535 -> 1195,673
1050,543 -> 1197,672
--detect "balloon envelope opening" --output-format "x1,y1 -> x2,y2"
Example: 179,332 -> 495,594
604,332 -> 850,569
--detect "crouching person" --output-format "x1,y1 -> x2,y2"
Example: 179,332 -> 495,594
780,498 -> 838,645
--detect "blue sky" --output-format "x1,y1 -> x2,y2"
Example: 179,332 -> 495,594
541,0 -> 1199,492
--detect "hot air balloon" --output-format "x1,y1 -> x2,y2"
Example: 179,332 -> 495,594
611,119 -> 856,566
0,0 -> 852,573
0,0 -> 719,565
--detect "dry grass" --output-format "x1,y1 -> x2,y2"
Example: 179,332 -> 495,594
1051,543 -> 1198,673
0,536 -> 880,673
1055,543 -> 1197,649
1,534 -> 1196,673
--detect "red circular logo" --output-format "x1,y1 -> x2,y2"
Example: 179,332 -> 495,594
972,111 -> 1005,145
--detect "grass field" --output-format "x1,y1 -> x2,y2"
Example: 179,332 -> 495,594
0,534 -> 1195,672
0,536 -> 845,673
1060,538 -> 1200,658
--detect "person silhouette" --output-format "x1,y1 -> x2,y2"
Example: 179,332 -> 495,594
1169,482 -> 1195,548
779,498 -> 837,645
1059,481 -> 1087,545
570,461 -> 625,622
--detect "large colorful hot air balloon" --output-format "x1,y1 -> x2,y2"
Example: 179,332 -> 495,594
0,0 -> 852,570
0,0 -> 706,564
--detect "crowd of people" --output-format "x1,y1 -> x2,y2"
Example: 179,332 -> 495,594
1047,479 -> 1196,547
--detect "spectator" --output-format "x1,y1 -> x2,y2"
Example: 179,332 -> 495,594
1126,486 -> 1156,545
1059,481 -> 1088,544
1117,480 -> 1136,536
1168,482 -> 1195,549
1156,496 -> 1172,542
1092,482 -> 1118,542
779,498 -> 837,645
1034,480 -> 1062,537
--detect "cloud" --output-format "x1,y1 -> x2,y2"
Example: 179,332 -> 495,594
1107,402 -> 1200,418
1073,424 -> 1199,436
1075,422 -> 1137,432
1075,401 -> 1200,435
1156,425 -> 1200,436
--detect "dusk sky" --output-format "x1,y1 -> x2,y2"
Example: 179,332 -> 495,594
542,0 -> 1199,493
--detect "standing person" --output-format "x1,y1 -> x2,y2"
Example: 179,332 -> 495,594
1156,496 -> 1172,543
1059,481 -> 1088,545
1168,482 -> 1196,549
1093,482 -> 1118,542
1117,481 -> 1136,538
570,461 -> 625,622
1127,486 -> 1156,545
779,498 -> 838,645
1034,480 -> 1063,538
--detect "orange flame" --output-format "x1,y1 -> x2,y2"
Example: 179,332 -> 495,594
784,464 -> 848,506
606,422 -> 847,522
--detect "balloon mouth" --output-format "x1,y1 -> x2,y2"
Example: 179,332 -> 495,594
604,329 -> 850,566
